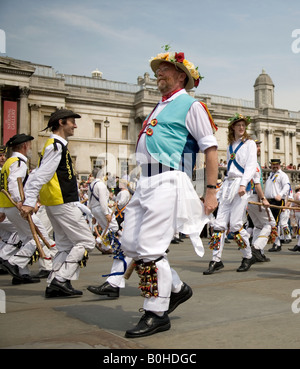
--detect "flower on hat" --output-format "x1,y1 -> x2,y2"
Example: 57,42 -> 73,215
228,113 -> 251,126
150,46 -> 203,88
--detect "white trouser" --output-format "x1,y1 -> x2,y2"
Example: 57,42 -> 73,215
0,218 -> 19,260
90,205 -> 119,232
4,207 -> 39,274
45,203 -> 95,284
278,210 -> 291,243
122,171 -> 201,312
91,204 -> 129,288
247,193 -> 276,251
212,179 -> 251,262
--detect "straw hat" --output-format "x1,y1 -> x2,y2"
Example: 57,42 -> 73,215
150,50 -> 203,90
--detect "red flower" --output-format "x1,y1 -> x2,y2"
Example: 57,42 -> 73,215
175,52 -> 185,63
194,78 -> 200,87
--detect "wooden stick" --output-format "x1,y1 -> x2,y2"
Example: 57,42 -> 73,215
248,201 -> 300,211
124,260 -> 136,280
16,178 -> 49,259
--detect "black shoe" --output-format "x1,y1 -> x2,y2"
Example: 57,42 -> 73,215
251,247 -> 266,262
288,245 -> 300,252
49,278 -> 83,296
171,239 -> 179,244
12,275 -> 40,285
125,311 -> 170,338
203,260 -> 224,275
236,256 -> 256,272
167,282 -> 193,314
87,281 -> 119,297
261,253 -> 271,262
1,260 -> 22,280
268,244 -> 281,252
45,286 -> 73,298
33,270 -> 51,278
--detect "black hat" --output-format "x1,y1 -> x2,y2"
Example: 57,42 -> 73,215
270,159 -> 281,164
0,145 -> 7,154
47,109 -> 81,128
6,133 -> 34,147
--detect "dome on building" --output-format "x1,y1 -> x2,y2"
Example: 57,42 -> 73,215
254,68 -> 274,87
91,68 -> 102,79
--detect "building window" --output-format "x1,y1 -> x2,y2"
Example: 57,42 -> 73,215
275,137 -> 280,150
94,121 -> 102,138
91,156 -> 105,170
122,125 -> 128,140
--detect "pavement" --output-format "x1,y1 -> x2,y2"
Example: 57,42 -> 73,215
1,236 -> 300,350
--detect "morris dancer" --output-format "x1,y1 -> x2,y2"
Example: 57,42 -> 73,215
289,185 -> 300,252
204,114 -> 257,275
264,159 -> 290,252
0,134 -> 43,283
87,171 -> 131,298
247,139 -> 276,262
121,48 -> 218,338
21,109 -> 95,297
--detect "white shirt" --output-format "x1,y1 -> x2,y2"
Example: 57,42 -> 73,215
226,138 -> 257,188
116,189 -> 130,209
24,134 -> 68,208
88,179 -> 110,215
136,89 -> 218,165
264,169 -> 290,199
6,152 -> 28,203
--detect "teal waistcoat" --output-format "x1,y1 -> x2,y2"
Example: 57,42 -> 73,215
146,94 -> 199,176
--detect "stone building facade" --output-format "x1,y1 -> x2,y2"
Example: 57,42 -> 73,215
0,56 -> 299,188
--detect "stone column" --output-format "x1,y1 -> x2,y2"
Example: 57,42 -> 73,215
29,104 -> 41,168
19,87 -> 30,134
284,131 -> 290,165
256,128 -> 265,166
291,132 -> 297,166
267,129 -> 273,163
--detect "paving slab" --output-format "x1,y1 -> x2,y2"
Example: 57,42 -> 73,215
1,236 -> 300,350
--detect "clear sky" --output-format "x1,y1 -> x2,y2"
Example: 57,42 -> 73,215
0,0 -> 299,111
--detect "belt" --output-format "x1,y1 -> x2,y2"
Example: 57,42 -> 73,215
141,163 -> 175,177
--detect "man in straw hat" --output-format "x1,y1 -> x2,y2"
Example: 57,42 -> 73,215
21,109 -> 95,297
204,113 -> 257,275
264,158 -> 291,252
121,47 -> 219,338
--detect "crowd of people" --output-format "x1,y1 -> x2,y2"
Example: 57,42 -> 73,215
0,48 -> 300,339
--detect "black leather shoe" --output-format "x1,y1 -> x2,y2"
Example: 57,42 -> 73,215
49,278 -> 83,296
1,260 -> 22,280
33,270 -> 51,278
288,245 -> 300,252
87,281 -> 119,297
45,286 -> 72,298
268,244 -> 281,252
125,311 -> 170,338
203,260 -> 224,275
167,282 -> 193,314
251,247 -> 266,262
236,256 -> 256,272
12,275 -> 40,285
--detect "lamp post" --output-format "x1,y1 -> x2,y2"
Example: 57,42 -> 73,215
104,117 -> 110,168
